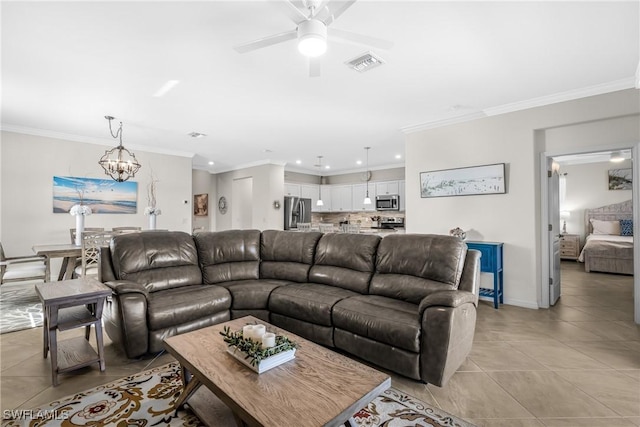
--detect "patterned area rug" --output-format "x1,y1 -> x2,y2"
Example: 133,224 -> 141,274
2,362 -> 475,427
0,286 -> 43,334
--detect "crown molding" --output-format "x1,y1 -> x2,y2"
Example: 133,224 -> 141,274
483,77 -> 636,117
401,77 -> 637,134
400,111 -> 487,134
1,124 -> 195,158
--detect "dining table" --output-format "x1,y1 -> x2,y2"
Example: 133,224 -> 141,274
32,244 -> 82,282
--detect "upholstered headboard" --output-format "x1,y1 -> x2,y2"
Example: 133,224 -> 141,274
584,199 -> 632,235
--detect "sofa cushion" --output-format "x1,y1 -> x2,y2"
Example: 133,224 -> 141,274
308,233 -> 380,293
195,230 -> 261,284
370,234 -> 467,304
269,283 -> 358,326
219,279 -> 290,310
147,284 -> 231,330
260,230 -> 322,282
333,295 -> 421,353
110,231 -> 202,293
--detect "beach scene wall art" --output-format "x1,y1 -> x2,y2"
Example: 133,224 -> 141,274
53,176 -> 137,214
420,163 -> 506,198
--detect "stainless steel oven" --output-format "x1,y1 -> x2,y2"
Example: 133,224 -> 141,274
375,195 -> 399,211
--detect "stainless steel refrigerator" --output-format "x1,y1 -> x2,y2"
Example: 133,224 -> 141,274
284,197 -> 311,230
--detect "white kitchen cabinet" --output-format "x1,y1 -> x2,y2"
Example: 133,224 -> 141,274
330,185 -> 353,212
317,185 -> 332,212
300,184 -> 321,212
375,181 -> 399,196
399,180 -> 406,211
352,183 -> 377,211
284,183 -> 300,197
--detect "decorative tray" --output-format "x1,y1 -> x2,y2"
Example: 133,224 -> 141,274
226,347 -> 296,373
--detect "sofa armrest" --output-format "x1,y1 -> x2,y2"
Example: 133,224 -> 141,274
418,290 -> 476,315
102,280 -> 150,358
104,280 -> 149,298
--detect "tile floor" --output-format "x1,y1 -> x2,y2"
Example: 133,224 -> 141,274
1,262 -> 638,426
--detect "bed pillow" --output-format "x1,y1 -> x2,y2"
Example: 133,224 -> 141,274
620,219 -> 633,236
590,219 -> 621,235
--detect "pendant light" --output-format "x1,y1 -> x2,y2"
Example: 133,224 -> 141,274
316,156 -> 324,206
363,147 -> 372,205
99,116 -> 141,182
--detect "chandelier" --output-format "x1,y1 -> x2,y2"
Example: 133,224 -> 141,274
99,116 -> 141,182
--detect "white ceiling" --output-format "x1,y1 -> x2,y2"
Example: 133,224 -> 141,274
2,1 -> 638,175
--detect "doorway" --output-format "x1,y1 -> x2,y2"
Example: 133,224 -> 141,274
232,177 -> 253,229
540,146 -> 639,324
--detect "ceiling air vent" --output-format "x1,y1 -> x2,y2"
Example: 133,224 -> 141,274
345,52 -> 385,73
188,132 -> 207,138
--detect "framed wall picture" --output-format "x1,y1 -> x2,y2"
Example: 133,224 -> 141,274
194,193 -> 209,216
53,176 -> 137,213
608,168 -> 632,190
420,163 -> 506,198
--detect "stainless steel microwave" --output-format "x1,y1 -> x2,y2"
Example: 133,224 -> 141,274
376,195 -> 400,211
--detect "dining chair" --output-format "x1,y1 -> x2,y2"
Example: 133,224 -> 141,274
74,231 -> 113,278
318,223 -> 335,233
69,227 -> 105,245
0,242 -> 46,285
297,223 -> 312,231
340,223 -> 361,234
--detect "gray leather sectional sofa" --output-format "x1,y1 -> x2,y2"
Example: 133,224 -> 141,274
100,229 -> 480,386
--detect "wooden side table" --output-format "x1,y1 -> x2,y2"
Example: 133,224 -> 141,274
465,241 -> 504,309
560,234 -> 580,260
35,277 -> 111,386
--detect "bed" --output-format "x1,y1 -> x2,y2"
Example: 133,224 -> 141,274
578,199 -> 633,275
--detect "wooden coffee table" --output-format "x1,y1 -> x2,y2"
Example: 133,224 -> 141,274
164,316 -> 391,427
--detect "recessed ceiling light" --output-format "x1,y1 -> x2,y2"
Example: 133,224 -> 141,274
325,165 -> 330,169
208,161 -> 214,165
153,80 -> 180,97
188,132 -> 206,138
295,160 -> 302,164
356,160 -> 362,165
263,149 -> 273,153
395,154 -> 402,159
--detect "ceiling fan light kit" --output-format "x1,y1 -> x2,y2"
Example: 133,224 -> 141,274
233,0 -> 392,77
297,19 -> 327,57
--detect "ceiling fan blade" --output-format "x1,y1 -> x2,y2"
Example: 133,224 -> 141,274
309,57 -> 321,77
317,0 -> 357,26
267,0 -> 308,24
328,27 -> 394,50
311,0 -> 331,18
233,30 -> 297,54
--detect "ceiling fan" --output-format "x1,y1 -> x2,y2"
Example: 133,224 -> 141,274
233,0 -> 393,77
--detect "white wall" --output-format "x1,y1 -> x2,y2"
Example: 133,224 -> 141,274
405,89 -> 640,309
560,160 -> 632,241
215,164 -> 284,231
1,131 -> 193,258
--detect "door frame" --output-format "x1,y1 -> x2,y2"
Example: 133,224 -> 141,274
539,143 -> 640,324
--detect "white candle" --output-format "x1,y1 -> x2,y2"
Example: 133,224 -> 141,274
254,324 -> 266,339
262,332 -> 276,348
242,325 -> 255,340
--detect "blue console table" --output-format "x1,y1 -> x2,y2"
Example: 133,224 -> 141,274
465,241 -> 503,309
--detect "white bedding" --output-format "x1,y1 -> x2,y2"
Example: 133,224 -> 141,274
578,234 -> 633,262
